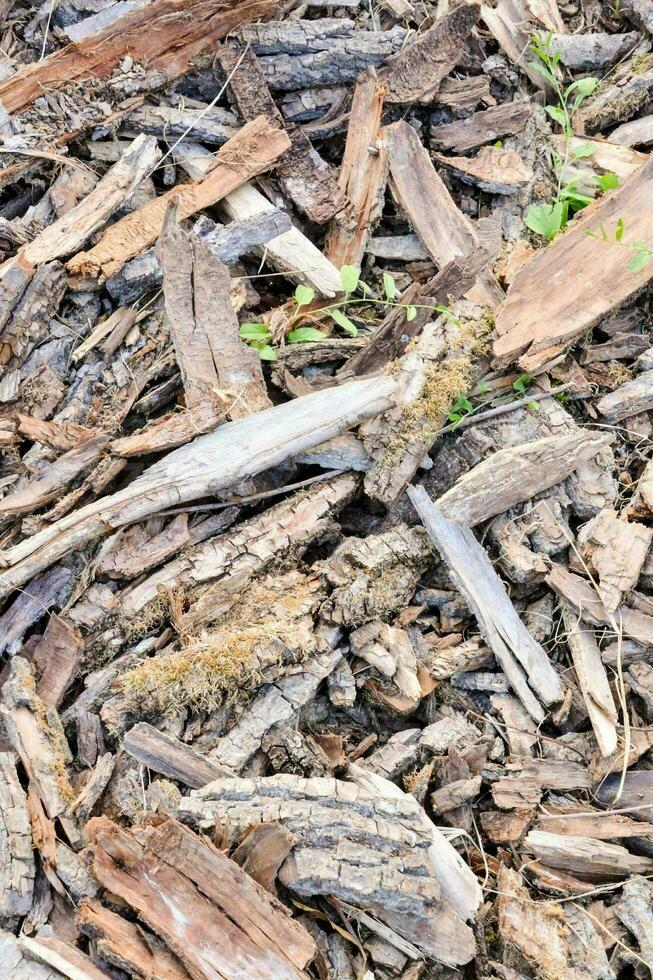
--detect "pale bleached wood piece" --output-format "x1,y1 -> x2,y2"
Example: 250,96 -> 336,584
325,69 -> 388,268
0,382 -> 392,602
434,430 -> 613,527
408,486 -> 564,722
561,604 -> 618,757
577,508 -> 652,613
0,751 -> 35,918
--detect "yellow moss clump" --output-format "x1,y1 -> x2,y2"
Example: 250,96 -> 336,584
120,573 -> 323,714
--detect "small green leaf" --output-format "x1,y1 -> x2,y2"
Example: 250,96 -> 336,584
524,201 -> 564,240
629,251 -> 651,273
544,105 -> 566,127
382,272 -> 396,301
239,322 -> 271,340
493,140 -> 503,148
595,172 -> 619,192
358,279 -> 373,296
512,373 -> 532,394
616,217 -> 625,241
476,380 -> 490,394
330,308 -> 358,336
295,284 -> 316,307
526,400 -> 540,410
339,265 -> 360,293
447,413 -> 462,425
287,327 -> 326,344
405,304 -> 417,322
256,344 -> 277,361
571,143 -> 596,160
565,76 -> 598,101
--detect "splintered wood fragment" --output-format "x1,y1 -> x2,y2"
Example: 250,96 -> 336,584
537,806 -> 653,840
596,370 -> 653,422
33,614 -> 83,708
0,433 -> 110,518
71,307 -> 138,363
0,382 -> 390,603
67,753 -> 115,824
85,816 -> 316,979
388,120 -> 478,265
494,156 -> 653,370
110,404 -> 223,456
433,146 -> 532,195
378,3 -> 480,103
0,658 -> 74,820
0,567 -> 72,658
0,0 -> 279,114
160,214 -> 270,417
0,136 -> 160,332
19,936 -> 111,980
561,605 -> 618,758
123,723 -> 226,789
122,473 -> 356,620
431,101 -> 531,153
0,751 -> 35,918
524,830 -> 653,879
78,898 -> 190,980
552,134 -> 647,183
548,563 -> 653,646
434,430 -> 613,527
180,773 -> 475,966
577,508 -> 652,612
387,121 -> 499,307
325,69 -> 388,268
408,487 -> 563,722
67,117 -> 291,284
218,46 -> 344,224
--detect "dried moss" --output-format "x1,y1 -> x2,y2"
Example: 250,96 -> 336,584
120,574 -> 322,714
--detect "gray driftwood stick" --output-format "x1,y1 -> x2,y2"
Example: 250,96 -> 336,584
407,486 -> 564,722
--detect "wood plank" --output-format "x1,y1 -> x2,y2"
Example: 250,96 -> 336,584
494,155 -> 653,370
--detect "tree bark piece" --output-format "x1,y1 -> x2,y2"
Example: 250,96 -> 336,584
67,117 -> 291,285
524,829 -> 653,880
548,563 -> 653,646
232,18 -> 406,91
218,46 -> 345,225
32,614 -> 83,709
0,378 -> 394,602
325,69 -> 388,269
614,876 -> 653,966
577,507 -> 652,613
378,3 -> 480,103
1,658 -> 74,820
123,723 -> 227,789
0,751 -> 35,918
85,815 -> 316,980
0,566 -> 72,658
433,146 -> 532,195
0,0 -> 279,114
121,472 -> 357,621
159,215 -> 270,417
596,369 -> 653,422
561,605 -> 618,758
434,430 -> 612,527
78,897 -> 190,980
548,31 -> 638,70
581,52 -> 653,132
408,486 -> 564,722
179,773 -> 475,967
431,101 -> 531,153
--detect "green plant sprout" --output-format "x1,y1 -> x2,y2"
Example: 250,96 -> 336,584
446,374 -> 540,428
587,218 -> 653,272
525,33 -> 618,241
240,265 -> 461,361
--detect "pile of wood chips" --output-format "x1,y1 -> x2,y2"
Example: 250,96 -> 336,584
2,0 -> 653,976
